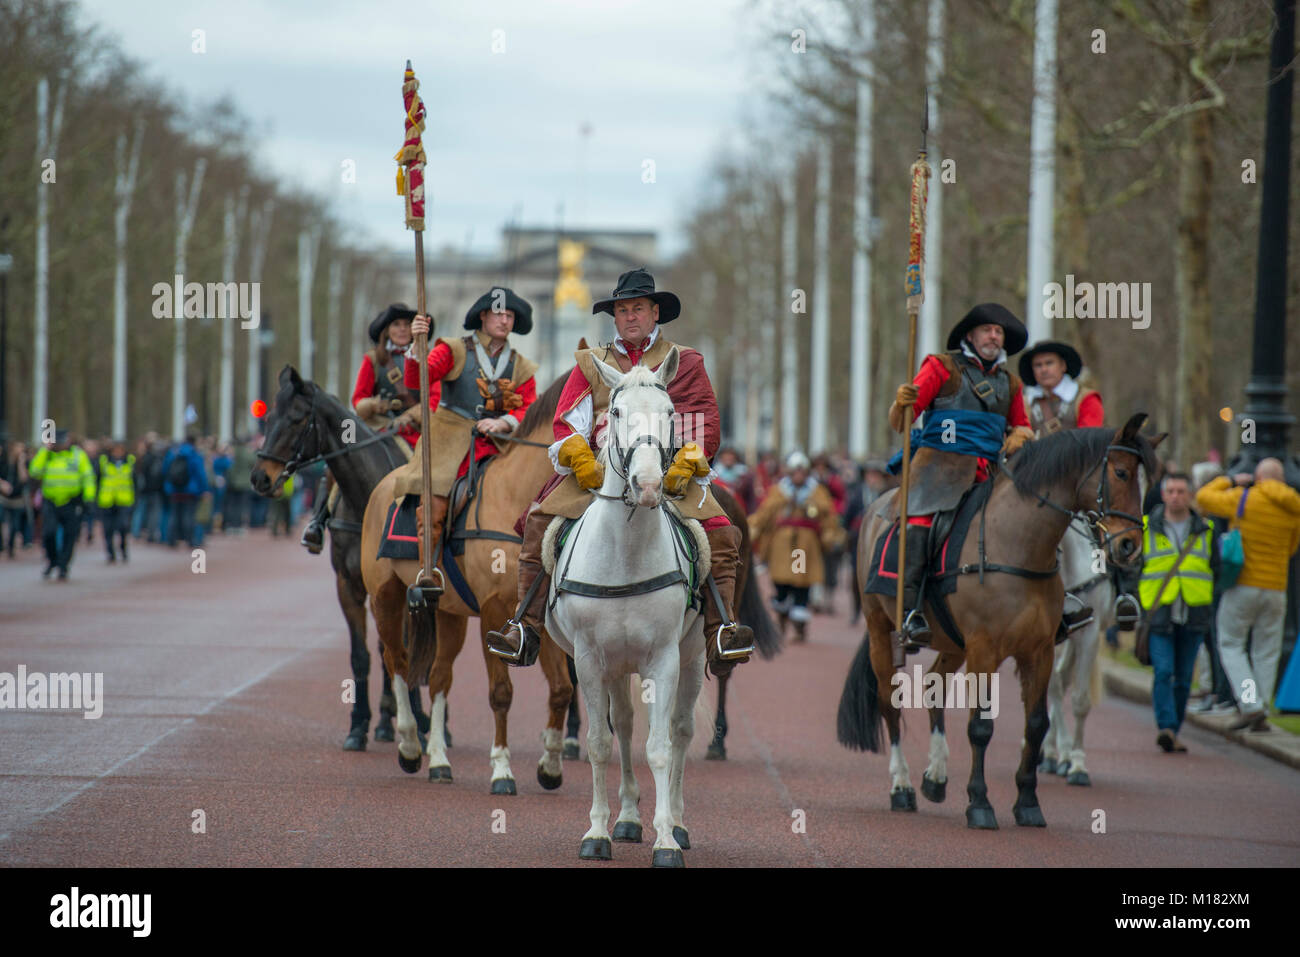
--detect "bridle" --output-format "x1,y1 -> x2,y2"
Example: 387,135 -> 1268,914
1028,436 -> 1146,552
593,380 -> 679,513
254,387 -> 404,494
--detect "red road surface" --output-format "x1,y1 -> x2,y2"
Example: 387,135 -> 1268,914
2,531 -> 1297,867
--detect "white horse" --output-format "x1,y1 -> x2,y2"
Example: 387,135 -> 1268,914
1040,517 -> 1113,786
545,348 -> 706,868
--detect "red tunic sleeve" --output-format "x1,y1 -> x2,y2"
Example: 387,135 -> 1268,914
911,355 -> 951,415
351,357 -> 375,409
1076,391 -> 1104,428
1007,379 -> 1030,427
508,376 -> 537,426
665,348 -> 720,459
404,342 -> 456,392
552,364 -> 593,443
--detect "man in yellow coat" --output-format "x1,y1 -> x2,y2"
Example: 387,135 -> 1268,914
749,452 -> 844,642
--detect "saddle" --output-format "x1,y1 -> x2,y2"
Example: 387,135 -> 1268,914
376,455 -> 521,562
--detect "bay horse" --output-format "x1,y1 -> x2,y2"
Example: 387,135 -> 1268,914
251,366 -> 430,751
838,415 -> 1161,829
359,373 -> 575,794
546,351 -> 707,866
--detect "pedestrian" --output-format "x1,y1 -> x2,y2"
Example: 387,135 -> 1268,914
81,436 -> 101,545
1139,472 -> 1218,753
28,429 -> 96,581
211,441 -> 232,534
268,472 -> 294,537
1,440 -> 34,556
97,439 -> 135,563
223,436 -> 255,533
1195,458 -> 1300,731
161,434 -> 209,549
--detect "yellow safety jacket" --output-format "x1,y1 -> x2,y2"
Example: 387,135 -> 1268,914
30,447 -> 96,507
1139,513 -> 1215,611
97,455 -> 136,508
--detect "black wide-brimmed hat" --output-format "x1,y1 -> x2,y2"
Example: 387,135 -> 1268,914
368,303 -> 418,344
1019,340 -> 1083,386
946,303 -> 1028,356
592,268 -> 681,323
464,286 -> 533,335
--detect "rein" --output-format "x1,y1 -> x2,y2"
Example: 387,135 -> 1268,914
1026,437 -> 1145,549
598,380 -> 678,512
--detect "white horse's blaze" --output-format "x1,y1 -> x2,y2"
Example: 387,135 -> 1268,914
926,728 -> 949,784
548,350 -> 704,861
392,674 -> 421,761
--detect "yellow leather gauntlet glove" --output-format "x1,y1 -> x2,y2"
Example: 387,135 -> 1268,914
558,434 -> 604,490
664,443 -> 708,495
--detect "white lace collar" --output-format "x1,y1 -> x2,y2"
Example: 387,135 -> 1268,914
613,325 -> 660,357
1024,374 -> 1079,404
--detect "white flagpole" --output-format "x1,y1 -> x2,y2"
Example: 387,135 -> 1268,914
172,158 -> 206,441
32,75 -> 65,442
112,118 -> 143,439
849,3 -> 876,459
809,138 -> 832,454
920,0 -> 946,361
1026,0 -> 1058,341
220,186 -> 248,442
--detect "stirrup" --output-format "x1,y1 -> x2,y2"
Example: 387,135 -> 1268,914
900,608 -> 931,649
1113,593 -> 1142,630
713,621 -> 754,661
486,619 -> 540,666
300,521 -> 325,554
1062,593 -> 1094,634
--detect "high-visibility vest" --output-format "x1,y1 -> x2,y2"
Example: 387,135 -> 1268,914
30,447 -> 96,507
97,455 -> 136,508
1139,514 -> 1215,610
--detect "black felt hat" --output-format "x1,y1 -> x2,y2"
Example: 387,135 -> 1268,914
464,286 -> 533,335
946,303 -> 1028,356
368,303 -> 417,344
1019,340 -> 1083,386
592,268 -> 681,323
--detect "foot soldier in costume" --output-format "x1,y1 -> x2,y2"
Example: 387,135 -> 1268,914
888,303 -> 1033,648
485,268 -> 754,678
749,451 -> 845,642
395,287 -> 539,567
301,303 -> 425,553
1020,339 -> 1141,631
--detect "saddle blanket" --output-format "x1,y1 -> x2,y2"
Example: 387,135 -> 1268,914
376,495 -> 420,560
863,480 -> 993,600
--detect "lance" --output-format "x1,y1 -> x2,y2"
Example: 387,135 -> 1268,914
396,59 -> 438,590
894,94 -> 931,650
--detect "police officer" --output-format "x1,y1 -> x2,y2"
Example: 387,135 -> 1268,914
97,440 -> 136,563
29,430 -> 96,581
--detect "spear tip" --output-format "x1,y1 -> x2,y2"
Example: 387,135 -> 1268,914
405,58 -> 413,71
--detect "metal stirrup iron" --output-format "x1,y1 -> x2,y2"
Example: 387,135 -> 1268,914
705,574 -> 754,661
489,569 -> 548,662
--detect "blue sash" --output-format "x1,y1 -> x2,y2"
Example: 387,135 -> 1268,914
887,408 -> 1006,475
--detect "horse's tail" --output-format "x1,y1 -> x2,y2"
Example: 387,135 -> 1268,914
738,564 -> 783,660
837,631 -> 882,753
403,595 -> 438,687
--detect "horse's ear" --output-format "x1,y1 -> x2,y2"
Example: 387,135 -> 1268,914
591,355 -> 623,390
1118,412 -> 1148,441
1147,431 -> 1169,450
577,337 -> 589,350
655,346 -> 680,387
278,365 -> 295,389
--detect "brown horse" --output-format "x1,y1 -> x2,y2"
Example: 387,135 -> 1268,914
359,375 -> 575,794
837,414 -> 1162,829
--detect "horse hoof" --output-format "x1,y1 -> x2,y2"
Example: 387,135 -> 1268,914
652,849 -> 685,868
705,743 -> 727,761
579,838 -> 612,861
343,730 -> 366,752
612,821 -> 643,843
966,805 -> 998,829
1067,771 -> 1091,787
537,766 -> 563,791
1014,804 -> 1047,827
374,722 -> 395,743
427,765 -> 452,783
672,826 -> 690,850
397,751 -> 421,774
490,777 -> 516,796
890,788 -> 918,812
921,774 -> 946,804
1038,757 -> 1057,775
562,739 -> 580,761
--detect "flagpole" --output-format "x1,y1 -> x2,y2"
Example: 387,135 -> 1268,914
398,59 -> 436,587
894,97 -> 931,649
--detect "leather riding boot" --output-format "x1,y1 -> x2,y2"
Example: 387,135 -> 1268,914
485,509 -> 551,666
899,524 -> 932,647
702,523 -> 755,679
299,475 -> 333,554
415,494 -> 450,569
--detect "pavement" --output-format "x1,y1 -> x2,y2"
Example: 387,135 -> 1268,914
1,530 -> 1298,867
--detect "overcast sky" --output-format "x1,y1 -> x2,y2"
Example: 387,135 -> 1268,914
80,0 -> 758,260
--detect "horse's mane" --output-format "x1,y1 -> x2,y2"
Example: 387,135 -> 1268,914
515,371 -> 569,440
1008,426 -> 1158,496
